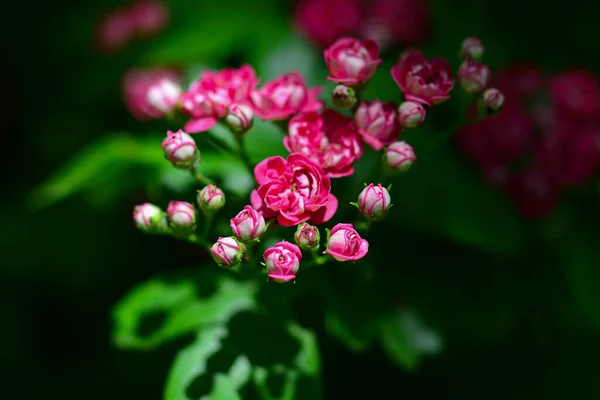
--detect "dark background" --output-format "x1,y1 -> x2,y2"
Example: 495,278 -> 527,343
3,0 -> 600,399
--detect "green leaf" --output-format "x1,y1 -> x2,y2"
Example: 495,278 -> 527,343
287,323 -> 321,376
245,119 -> 289,164
112,277 -> 258,350
379,309 -> 443,371
205,355 -> 252,400
164,326 -> 227,400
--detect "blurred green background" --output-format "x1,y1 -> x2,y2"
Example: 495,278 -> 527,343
3,0 -> 600,399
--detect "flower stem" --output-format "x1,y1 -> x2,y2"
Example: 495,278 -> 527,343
234,132 -> 254,173
203,213 -> 214,240
182,232 -> 212,250
311,251 -> 330,265
191,168 -> 214,185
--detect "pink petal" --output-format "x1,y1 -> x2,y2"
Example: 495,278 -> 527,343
310,193 -> 338,224
184,117 -> 218,133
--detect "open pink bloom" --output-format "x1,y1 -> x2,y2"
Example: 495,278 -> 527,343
550,70 -> 600,118
324,38 -> 381,85
180,65 -> 258,133
129,0 -> 169,38
326,223 -> 368,262
250,153 -> 338,227
355,101 -> 400,150
358,183 -> 391,219
250,72 -> 322,121
294,0 -> 362,48
123,68 -> 180,120
458,60 -> 491,94
264,242 -> 302,282
230,206 -> 266,241
362,0 -> 430,48
391,49 -> 454,106
284,110 -> 363,178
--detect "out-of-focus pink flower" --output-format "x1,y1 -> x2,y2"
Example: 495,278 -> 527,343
230,206 -> 266,241
250,72 -> 322,121
355,101 -> 400,150
362,0 -> 430,48
324,37 -> 381,85
397,101 -> 426,128
391,49 -> 454,106
458,60 -> 491,94
482,88 -> 505,112
181,65 -> 258,133
197,184 -> 226,213
210,237 -> 244,267
460,36 -> 484,60
284,110 -> 363,178
294,0 -> 362,48
95,8 -> 135,53
123,68 -> 180,120
506,169 -> 558,218
250,153 -> 338,227
225,104 -> 254,132
550,70 -> 600,119
384,141 -> 416,172
129,0 -> 169,38
264,242 -> 302,282
161,130 -> 199,169
493,64 -> 544,106
166,201 -> 196,230
325,223 -> 368,262
357,183 -> 391,219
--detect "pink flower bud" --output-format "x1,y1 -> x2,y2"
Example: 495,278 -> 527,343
355,101 -> 400,151
385,141 -> 416,171
225,104 -> 254,132
482,88 -> 504,112
166,201 -> 196,230
357,184 -> 392,219
133,203 -> 167,232
211,237 -> 244,267
397,101 -> 426,128
332,85 -> 357,109
325,37 -> 382,86
325,223 -> 368,262
460,37 -> 484,60
129,0 -> 169,38
161,130 -> 199,169
294,223 -> 320,251
264,242 -> 302,283
458,60 -> 490,94
146,78 -> 181,115
230,206 -> 266,241
197,184 -> 226,213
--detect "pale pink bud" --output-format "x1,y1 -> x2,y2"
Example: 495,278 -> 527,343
146,78 -> 181,114
294,223 -> 320,251
325,223 -> 368,262
397,101 -> 426,128
324,37 -> 382,86
482,88 -> 505,112
385,141 -> 416,172
458,60 -> 490,94
133,203 -> 167,232
167,201 -> 196,230
161,130 -> 199,169
357,184 -> 392,219
230,206 -> 266,241
225,104 -> 254,132
332,85 -> 357,109
264,242 -> 302,283
460,37 -> 484,60
211,237 -> 244,267
197,184 -> 226,213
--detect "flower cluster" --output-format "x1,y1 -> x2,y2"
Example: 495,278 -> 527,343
457,63 -> 600,218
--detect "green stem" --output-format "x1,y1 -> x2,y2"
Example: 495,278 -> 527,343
354,218 -> 371,232
191,169 -> 214,185
234,132 -> 254,173
203,213 -> 214,240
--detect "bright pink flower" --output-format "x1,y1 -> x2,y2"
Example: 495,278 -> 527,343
250,153 -> 338,227
180,65 -> 258,133
225,104 -> 254,132
95,8 -> 135,53
458,60 -> 491,94
250,72 -> 322,121
324,37 -> 381,85
284,110 -> 363,178
355,101 -> 400,150
210,237 -> 244,267
123,68 -> 180,120
505,169 -> 558,218
230,206 -> 266,241
362,0 -> 430,48
358,183 -> 391,219
197,184 -> 226,213
264,242 -> 302,282
129,0 -> 169,38
161,130 -> 199,169
166,201 -> 196,229
550,70 -> 600,118
384,141 -> 416,171
391,49 -> 454,106
294,0 -> 362,48
460,36 -> 484,60
397,101 -> 426,128
326,223 -> 368,262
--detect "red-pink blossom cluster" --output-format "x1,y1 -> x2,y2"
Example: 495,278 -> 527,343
457,64 -> 600,217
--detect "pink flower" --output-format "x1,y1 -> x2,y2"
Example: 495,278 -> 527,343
324,37 -> 381,85
161,130 -> 199,169
230,206 -> 266,241
391,49 -> 454,106
357,183 -> 391,219
458,60 -> 491,94
284,110 -> 363,178
362,0 -> 430,48
133,203 -> 166,232
264,242 -> 302,283
460,37 -> 484,60
197,184 -> 226,213
294,0 -> 362,48
250,72 -> 323,121
250,153 -> 338,227
166,201 -> 196,230
493,64 -> 544,106
550,70 -> 600,118
384,141 -> 416,171
326,223 -> 369,262
225,104 -> 254,132
294,223 -> 320,251
505,170 -> 558,219
180,65 -> 258,133
355,101 -> 400,150
482,88 -> 505,112
123,68 -> 181,120
397,101 -> 426,128
95,8 -> 135,53
129,0 -> 169,38
210,237 -> 244,267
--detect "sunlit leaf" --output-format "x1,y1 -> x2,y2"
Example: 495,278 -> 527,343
245,119 -> 288,164
203,355 -> 252,400
287,323 -> 321,376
